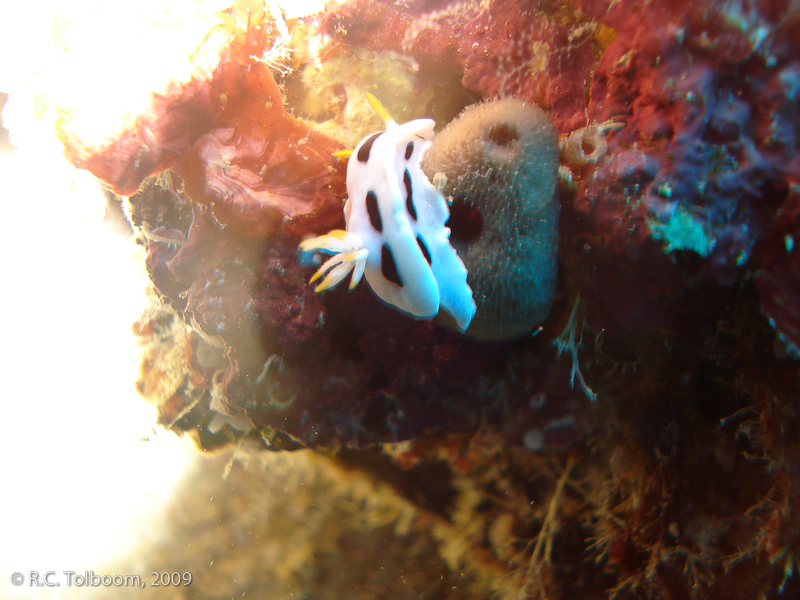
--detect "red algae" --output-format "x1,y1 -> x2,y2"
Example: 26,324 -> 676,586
60,0 -> 346,235
176,54 -> 346,236
59,74 -> 219,196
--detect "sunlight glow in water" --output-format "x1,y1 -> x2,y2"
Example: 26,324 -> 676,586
0,133 -> 199,599
0,1 -> 242,595
0,1 -> 337,593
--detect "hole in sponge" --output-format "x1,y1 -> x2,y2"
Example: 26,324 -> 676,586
487,123 -> 519,147
447,195 -> 483,244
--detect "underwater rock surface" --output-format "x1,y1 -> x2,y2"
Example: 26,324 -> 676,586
54,0 -> 800,598
322,0 -> 800,352
569,0 -> 800,349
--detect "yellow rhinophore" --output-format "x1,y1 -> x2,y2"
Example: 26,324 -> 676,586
365,92 -> 396,127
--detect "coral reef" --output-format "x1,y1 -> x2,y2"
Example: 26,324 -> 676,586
52,0 -> 800,598
321,0 -> 611,132
134,230 -> 586,451
77,3 -> 582,452
320,0 -> 800,349
422,98 -> 560,340
566,0 -> 800,339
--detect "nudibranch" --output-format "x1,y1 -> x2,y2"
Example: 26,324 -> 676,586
300,94 -> 476,331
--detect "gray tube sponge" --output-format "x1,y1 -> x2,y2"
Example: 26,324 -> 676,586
422,98 -> 559,340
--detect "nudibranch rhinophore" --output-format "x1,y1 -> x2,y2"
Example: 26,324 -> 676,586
300,94 -> 476,331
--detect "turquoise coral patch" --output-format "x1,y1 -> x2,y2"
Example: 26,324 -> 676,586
648,207 -> 714,257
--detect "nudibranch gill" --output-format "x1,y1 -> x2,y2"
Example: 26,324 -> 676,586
300,94 -> 476,331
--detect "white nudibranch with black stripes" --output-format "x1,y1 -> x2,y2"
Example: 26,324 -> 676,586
299,94 -> 476,331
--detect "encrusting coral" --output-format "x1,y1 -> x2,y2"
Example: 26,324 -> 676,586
422,98 -> 559,340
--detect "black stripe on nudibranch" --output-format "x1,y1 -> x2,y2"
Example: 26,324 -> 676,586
357,132 -> 383,162
404,170 -> 416,221
404,142 -> 414,160
381,245 -> 403,287
366,191 -> 382,232
417,235 -> 431,265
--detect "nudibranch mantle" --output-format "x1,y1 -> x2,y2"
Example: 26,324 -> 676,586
300,96 -> 476,331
